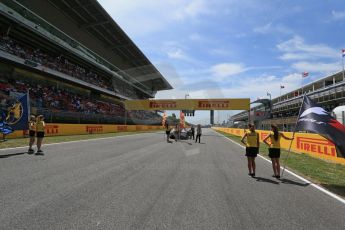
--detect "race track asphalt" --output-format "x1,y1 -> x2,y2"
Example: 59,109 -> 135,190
0,129 -> 344,230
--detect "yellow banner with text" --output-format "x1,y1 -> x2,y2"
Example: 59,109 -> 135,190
124,98 -> 250,110
6,124 -> 164,138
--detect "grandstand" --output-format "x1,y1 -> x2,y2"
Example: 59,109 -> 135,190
0,0 -> 172,125
230,71 -> 345,131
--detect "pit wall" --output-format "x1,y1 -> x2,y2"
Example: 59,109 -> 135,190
213,127 -> 345,165
7,124 -> 164,138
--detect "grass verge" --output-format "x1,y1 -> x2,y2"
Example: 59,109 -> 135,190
216,130 -> 345,198
0,130 -> 161,149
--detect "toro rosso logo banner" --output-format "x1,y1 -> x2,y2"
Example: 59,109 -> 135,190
296,95 -> 345,158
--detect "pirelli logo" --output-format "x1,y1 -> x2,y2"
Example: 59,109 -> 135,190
296,137 -> 336,156
149,101 -> 177,109
197,100 -> 229,109
86,126 -> 103,133
46,125 -> 59,134
260,132 -> 269,141
117,125 -> 127,131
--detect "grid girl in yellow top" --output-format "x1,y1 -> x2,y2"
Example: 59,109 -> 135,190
263,125 -> 293,179
35,115 -> 45,155
27,115 -> 36,154
241,124 -> 260,177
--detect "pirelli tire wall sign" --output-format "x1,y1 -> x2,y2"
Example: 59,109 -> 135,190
213,127 -> 345,165
124,99 -> 250,111
7,124 -> 165,138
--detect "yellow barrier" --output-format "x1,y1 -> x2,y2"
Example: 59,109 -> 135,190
6,124 -> 164,138
125,98 -> 250,110
213,127 -> 345,165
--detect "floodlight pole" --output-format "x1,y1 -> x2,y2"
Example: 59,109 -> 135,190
267,92 -> 272,115
267,92 -> 271,101
341,56 -> 345,81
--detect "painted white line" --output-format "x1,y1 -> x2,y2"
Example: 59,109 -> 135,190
213,129 -> 345,205
0,132 -> 161,152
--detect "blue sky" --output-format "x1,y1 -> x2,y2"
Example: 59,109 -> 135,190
98,0 -> 345,124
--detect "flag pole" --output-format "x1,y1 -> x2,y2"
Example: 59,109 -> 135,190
341,54 -> 345,81
27,89 -> 30,120
301,73 -> 303,95
281,93 -> 307,178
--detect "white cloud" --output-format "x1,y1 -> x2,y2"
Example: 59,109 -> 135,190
291,61 -> 341,74
331,10 -> 345,20
172,0 -> 210,20
206,73 -> 301,100
253,23 -> 272,33
234,33 -> 247,38
209,48 -> 231,57
154,62 -> 184,89
167,48 -> 188,60
253,23 -> 293,35
211,63 -> 247,80
282,73 -> 301,83
279,53 -> 314,61
277,36 -> 339,60
160,40 -> 198,63
98,0 -> 211,36
189,33 -> 202,41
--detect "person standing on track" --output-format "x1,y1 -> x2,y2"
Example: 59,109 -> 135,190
263,125 -> 293,179
35,115 -> 45,155
241,124 -> 259,177
165,122 -> 171,142
173,124 -> 179,142
190,125 -> 195,140
195,124 -> 202,143
28,115 -> 36,154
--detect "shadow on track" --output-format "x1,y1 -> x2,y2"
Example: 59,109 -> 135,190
255,176 -> 280,185
280,178 -> 310,187
0,152 -> 27,158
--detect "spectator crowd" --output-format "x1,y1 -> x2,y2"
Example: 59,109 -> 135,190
0,35 -> 113,91
0,78 -> 161,122
0,78 -> 125,117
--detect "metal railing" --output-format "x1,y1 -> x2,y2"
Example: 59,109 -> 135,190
35,108 -> 161,125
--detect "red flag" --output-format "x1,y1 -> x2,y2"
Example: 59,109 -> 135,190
302,72 -> 309,77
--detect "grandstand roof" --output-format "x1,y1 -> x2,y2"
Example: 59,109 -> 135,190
15,0 -> 172,92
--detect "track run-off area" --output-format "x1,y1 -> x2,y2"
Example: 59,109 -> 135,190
0,129 -> 344,230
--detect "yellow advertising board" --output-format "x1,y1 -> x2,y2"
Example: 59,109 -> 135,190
6,124 -> 164,139
213,127 -> 345,165
124,98 -> 250,110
